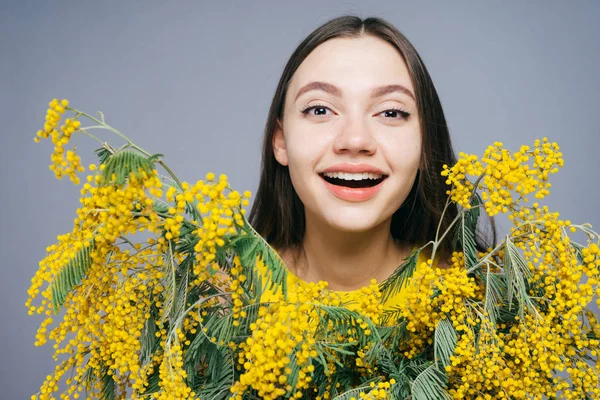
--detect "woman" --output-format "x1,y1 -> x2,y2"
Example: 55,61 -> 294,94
249,15 -> 496,296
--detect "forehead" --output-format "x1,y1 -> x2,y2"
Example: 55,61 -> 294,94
288,36 -> 414,98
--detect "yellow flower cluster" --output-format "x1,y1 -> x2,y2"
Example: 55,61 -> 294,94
231,281 -> 328,399
353,378 -> 396,399
441,138 -> 563,216
396,258 -> 480,358
229,255 -> 247,327
31,358 -> 77,400
27,142 -> 253,398
152,341 -> 195,399
441,152 -> 482,208
254,260 -> 402,398
25,164 -> 173,398
356,279 -> 385,326
447,311 -> 600,398
438,167 -> 600,398
28,123 -> 225,398
35,98 -> 86,184
26,163 -> 163,313
352,280 -> 385,375
189,173 -> 249,283
28,241 -> 165,399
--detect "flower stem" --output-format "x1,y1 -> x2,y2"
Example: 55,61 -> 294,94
70,107 -> 186,191
77,129 -> 104,145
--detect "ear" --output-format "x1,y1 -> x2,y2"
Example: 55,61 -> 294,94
272,118 -> 289,166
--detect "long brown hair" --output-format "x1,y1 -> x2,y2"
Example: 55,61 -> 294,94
249,15 -> 496,263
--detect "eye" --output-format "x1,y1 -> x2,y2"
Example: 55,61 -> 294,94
377,108 -> 411,120
300,104 -> 334,117
300,104 -> 411,120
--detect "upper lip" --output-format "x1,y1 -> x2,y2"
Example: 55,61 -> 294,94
320,163 -> 388,175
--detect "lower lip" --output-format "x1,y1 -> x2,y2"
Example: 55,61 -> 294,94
320,175 -> 386,202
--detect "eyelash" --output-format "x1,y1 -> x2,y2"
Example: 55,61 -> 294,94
300,103 -> 411,120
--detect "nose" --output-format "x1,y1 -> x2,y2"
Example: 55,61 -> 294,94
332,113 -> 377,155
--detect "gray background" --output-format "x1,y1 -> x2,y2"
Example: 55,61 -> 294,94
1,1 -> 598,398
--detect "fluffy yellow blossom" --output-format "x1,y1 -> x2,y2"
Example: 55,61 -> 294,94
442,139 -> 563,216
28,103 -> 600,400
35,98 -> 86,184
230,281 -> 330,399
152,342 -> 195,399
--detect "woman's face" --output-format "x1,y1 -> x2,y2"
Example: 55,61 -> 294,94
273,35 -> 422,234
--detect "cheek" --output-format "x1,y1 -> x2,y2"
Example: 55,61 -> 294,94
381,134 -> 421,171
284,130 -> 328,172
283,138 -> 316,193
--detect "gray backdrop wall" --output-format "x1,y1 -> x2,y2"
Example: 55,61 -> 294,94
1,1 -> 598,398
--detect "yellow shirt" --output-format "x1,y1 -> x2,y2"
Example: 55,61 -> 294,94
257,243 -> 437,322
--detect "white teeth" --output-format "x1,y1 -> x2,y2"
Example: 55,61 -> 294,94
322,172 -> 383,180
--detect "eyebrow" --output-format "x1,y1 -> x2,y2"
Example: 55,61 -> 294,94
294,81 -> 415,102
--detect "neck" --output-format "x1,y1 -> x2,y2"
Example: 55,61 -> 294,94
287,211 -> 411,291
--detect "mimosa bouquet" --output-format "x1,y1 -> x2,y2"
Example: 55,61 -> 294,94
27,99 -> 600,400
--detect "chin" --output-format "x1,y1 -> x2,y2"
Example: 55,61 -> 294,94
329,223 -> 380,233
321,211 -> 387,234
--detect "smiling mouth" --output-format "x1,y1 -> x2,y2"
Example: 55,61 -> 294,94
319,173 -> 387,188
